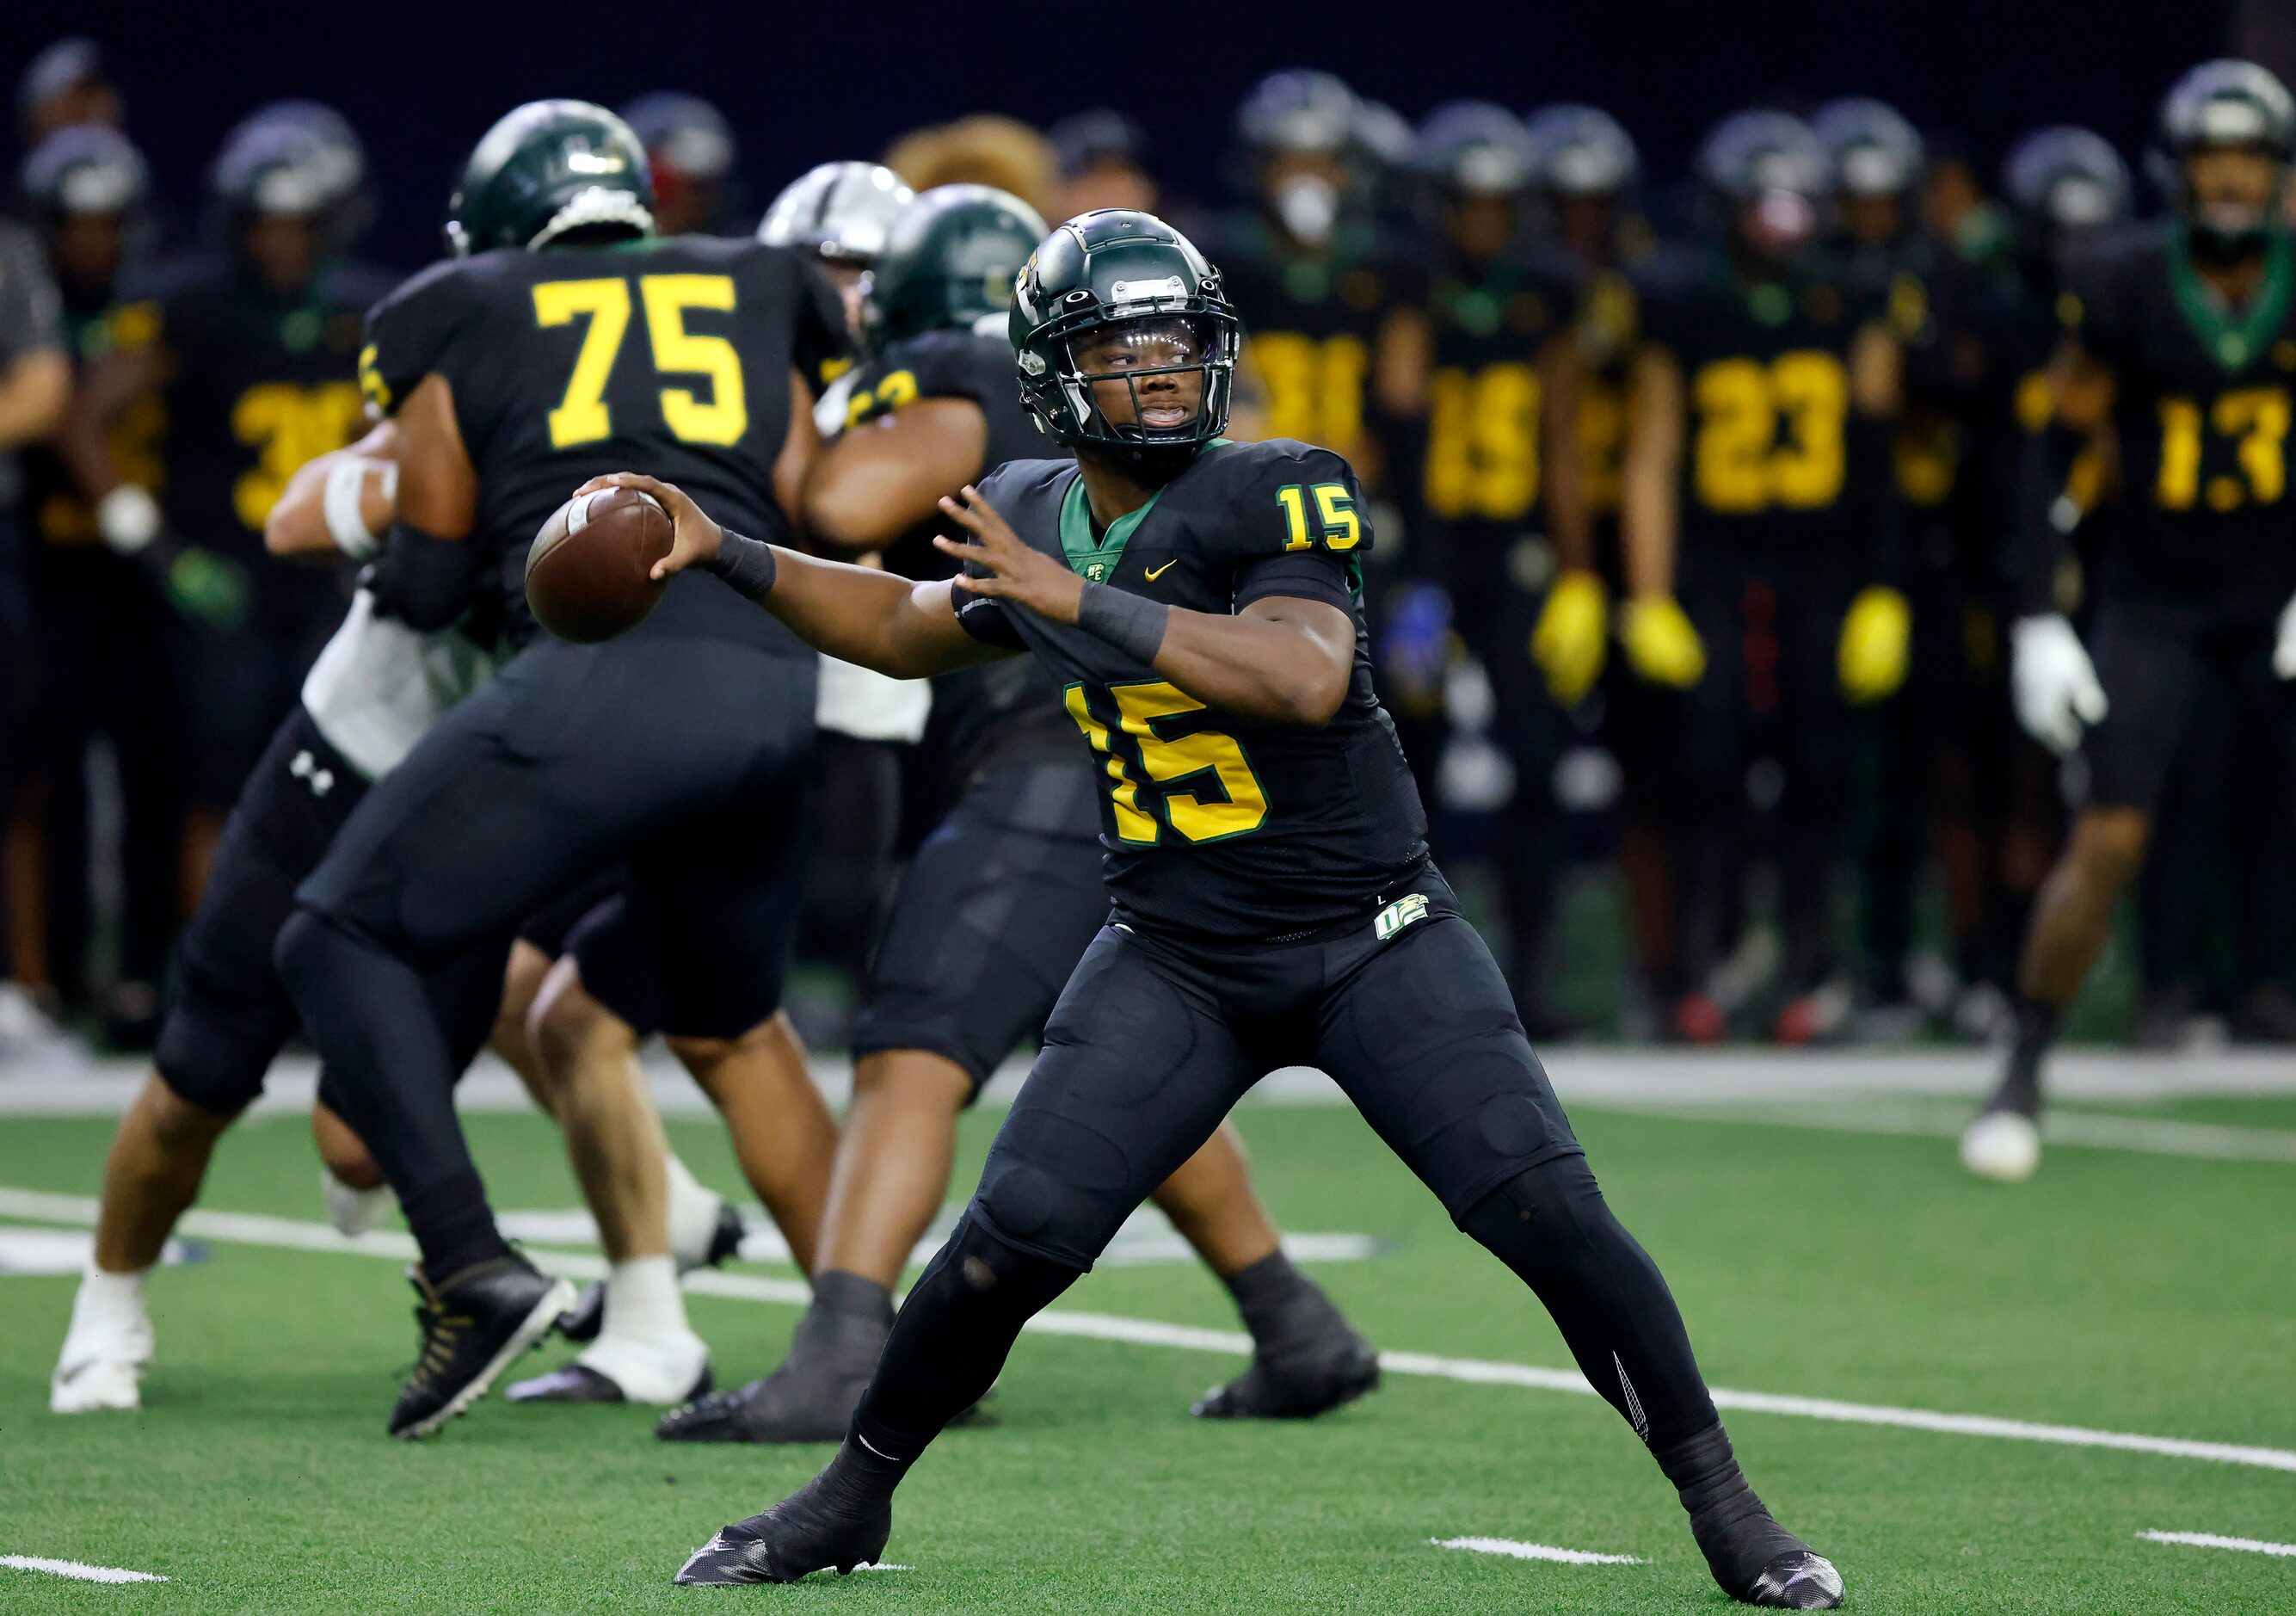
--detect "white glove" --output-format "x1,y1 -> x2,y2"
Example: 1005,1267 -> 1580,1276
2274,592 -> 2296,681
2010,613 -> 2108,756
95,484 -> 161,556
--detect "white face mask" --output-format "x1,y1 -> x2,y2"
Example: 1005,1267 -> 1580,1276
1274,174 -> 1339,245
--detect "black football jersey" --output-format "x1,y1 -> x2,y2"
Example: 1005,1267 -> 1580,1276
113,254 -> 392,564
1412,244 -> 1578,603
838,328 -> 1083,811
362,235 -> 848,650
950,439 -> 1429,940
19,284 -> 165,582
2060,221 -> 2296,612
1633,245 -> 1891,575
1213,215 -> 1415,460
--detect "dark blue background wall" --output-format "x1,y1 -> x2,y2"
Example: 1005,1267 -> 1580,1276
5,0 -> 2235,269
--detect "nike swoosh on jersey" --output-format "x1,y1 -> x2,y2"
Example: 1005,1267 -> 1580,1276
1145,560 -> 1176,580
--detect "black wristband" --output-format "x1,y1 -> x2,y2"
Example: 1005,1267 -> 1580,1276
1077,579 -> 1170,665
705,530 -> 778,600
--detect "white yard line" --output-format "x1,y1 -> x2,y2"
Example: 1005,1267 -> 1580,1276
11,1048 -> 2296,1119
2138,1530 -> 2296,1557
1592,1097 -> 2296,1166
5,1186 -> 2294,1477
0,1553 -> 169,1583
1431,1536 -> 1643,1564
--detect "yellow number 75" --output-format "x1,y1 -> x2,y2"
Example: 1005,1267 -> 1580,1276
531,274 -> 748,449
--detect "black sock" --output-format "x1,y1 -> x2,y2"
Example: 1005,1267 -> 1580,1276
400,1170 -> 511,1282
1655,1422 -> 1800,1595
1457,1155 -> 1719,1450
1220,1250 -> 1342,1357
787,1270 -> 895,1373
1997,996 -> 2063,1113
848,1212 -> 1080,1467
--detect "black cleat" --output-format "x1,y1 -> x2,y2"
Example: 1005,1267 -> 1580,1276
1740,1549 -> 1845,1609
559,1200 -> 747,1343
657,1294 -> 888,1444
674,1471 -> 892,1586
505,1360 -> 713,1405
1191,1321 -> 1381,1420
389,1255 -> 576,1440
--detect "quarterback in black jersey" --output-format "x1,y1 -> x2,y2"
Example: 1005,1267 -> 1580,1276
656,186 -> 1375,1447
1966,63 -> 2296,1181
623,208 -> 1843,1609
270,100 -> 845,1438
1620,111 -> 1905,1045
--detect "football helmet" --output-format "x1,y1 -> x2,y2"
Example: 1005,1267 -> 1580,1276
446,99 -> 655,256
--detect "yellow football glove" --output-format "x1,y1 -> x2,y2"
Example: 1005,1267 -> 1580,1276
1530,570 -> 1609,706
1622,595 -> 1706,688
1838,584 -> 1911,705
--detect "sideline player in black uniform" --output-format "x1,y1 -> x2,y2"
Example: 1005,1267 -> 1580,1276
625,209 -> 1844,1609
65,107 -> 393,897
1621,112 -> 1905,1045
269,100 -> 845,1437
1401,101 -> 1594,1033
657,186 -> 1375,1444
15,125 -> 177,1046
1215,71 -> 1425,482
1964,62 -> 2296,1180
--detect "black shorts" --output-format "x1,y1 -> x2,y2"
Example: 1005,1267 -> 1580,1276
967,865 -> 1583,1271
156,707 -> 364,1112
296,634 -> 816,1040
2082,595 -> 2295,817
511,867 -> 670,1035
157,707 -> 519,1114
852,758 -> 1107,1093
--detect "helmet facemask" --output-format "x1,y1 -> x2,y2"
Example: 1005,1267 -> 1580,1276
1035,310 -> 1237,473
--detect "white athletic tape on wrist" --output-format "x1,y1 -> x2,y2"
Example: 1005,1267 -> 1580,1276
323,459 -> 388,558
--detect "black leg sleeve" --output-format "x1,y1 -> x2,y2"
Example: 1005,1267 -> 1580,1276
1456,1154 -> 1717,1449
848,1212 -> 1083,1465
274,907 -> 508,1280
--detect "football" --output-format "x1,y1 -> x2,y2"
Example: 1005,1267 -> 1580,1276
524,485 -> 674,643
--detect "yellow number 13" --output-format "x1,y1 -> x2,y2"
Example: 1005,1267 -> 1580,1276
531,274 -> 748,449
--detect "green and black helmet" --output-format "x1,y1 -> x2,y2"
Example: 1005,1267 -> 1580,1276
445,99 -> 656,256
1010,209 -> 1240,464
2152,61 -> 2296,253
866,183 -> 1047,348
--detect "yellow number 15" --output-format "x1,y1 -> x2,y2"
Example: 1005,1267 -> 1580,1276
531,274 -> 748,449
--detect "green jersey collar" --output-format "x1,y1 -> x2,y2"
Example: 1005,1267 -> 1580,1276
2167,223 -> 2295,371
1056,441 -> 1234,583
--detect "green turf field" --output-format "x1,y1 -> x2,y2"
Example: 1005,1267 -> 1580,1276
2,1085 -> 2292,1613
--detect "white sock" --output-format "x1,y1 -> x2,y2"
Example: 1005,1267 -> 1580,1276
67,1265 -> 153,1358
663,1155 -> 723,1270
576,1255 -> 705,1402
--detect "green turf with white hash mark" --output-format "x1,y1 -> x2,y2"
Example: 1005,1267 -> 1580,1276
1,1097 -> 2291,1613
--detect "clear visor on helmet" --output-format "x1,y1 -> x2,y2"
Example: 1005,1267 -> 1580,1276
1068,314 -> 1212,376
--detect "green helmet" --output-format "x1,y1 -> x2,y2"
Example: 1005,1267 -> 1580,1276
1010,209 -> 1240,465
446,99 -> 656,256
865,184 -> 1047,348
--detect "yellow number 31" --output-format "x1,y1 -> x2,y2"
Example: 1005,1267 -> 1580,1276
532,274 -> 748,449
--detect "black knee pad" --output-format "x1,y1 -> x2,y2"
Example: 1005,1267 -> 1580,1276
152,960 -> 295,1116
969,1163 -> 1113,1274
925,1209 -> 1085,1322
1459,1152 -> 1612,1260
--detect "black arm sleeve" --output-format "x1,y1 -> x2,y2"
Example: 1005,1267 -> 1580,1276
950,578 -> 1026,649
366,521 -> 486,632
1234,549 -> 1359,614
2006,418 -> 2085,619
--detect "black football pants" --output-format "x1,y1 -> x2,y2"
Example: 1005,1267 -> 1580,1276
846,866 -> 1722,1471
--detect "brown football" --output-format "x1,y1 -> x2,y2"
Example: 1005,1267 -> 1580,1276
524,485 -> 674,643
